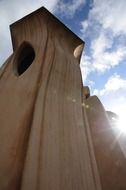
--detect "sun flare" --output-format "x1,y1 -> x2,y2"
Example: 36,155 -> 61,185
116,114 -> 126,134
108,109 -> 126,134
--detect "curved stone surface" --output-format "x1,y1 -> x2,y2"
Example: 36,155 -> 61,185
0,7 -> 99,190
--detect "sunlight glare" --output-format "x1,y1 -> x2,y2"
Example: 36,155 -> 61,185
116,114 -> 126,134
111,108 -> 126,134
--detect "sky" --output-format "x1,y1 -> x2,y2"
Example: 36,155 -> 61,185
0,0 -> 126,117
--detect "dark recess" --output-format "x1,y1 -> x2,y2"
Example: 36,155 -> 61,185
16,43 -> 35,75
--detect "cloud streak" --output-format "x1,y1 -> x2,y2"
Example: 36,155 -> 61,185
79,0 -> 126,115
56,0 -> 86,18
93,73 -> 126,116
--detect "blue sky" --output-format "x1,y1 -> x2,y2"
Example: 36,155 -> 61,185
0,0 -> 126,117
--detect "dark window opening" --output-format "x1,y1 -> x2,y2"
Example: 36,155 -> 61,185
14,42 -> 35,76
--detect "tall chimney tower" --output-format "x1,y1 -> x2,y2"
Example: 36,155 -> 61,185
0,7 -> 126,190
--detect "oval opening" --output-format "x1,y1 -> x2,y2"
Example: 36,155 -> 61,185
14,42 -> 35,76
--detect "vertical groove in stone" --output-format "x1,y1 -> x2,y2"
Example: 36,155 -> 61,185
82,91 -> 102,190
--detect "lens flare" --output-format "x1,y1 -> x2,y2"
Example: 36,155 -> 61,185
116,114 -> 126,134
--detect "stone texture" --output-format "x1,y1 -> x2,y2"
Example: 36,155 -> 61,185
0,7 -> 98,190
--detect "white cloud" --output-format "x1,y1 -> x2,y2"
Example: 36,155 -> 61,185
92,45 -> 126,72
80,0 -> 126,82
80,32 -> 126,84
94,74 -> 126,96
56,0 -> 86,18
93,74 -> 126,116
91,32 -> 112,57
81,20 -> 89,34
91,0 -> 126,36
104,74 -> 126,91
81,0 -> 126,38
